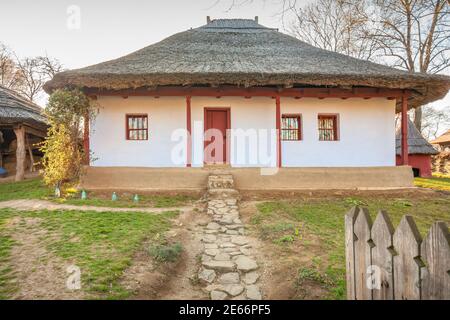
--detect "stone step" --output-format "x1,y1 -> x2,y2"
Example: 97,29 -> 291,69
207,174 -> 235,190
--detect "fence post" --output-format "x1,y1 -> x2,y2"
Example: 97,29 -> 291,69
345,206 -> 359,300
353,208 -> 373,300
393,215 -> 423,300
371,210 -> 395,300
421,222 -> 450,300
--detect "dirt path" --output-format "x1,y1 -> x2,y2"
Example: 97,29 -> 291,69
0,199 -> 191,213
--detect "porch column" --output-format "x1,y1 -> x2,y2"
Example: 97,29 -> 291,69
276,96 -> 281,167
83,113 -> 90,165
13,125 -> 26,181
401,92 -> 409,165
186,96 -> 192,167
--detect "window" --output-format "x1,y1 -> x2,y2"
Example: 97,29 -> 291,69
281,114 -> 302,141
318,114 -> 338,141
126,114 -> 148,140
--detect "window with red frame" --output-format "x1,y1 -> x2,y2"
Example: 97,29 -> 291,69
281,114 -> 302,141
318,115 -> 338,141
126,114 -> 148,140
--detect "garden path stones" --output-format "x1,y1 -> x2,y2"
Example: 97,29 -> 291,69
198,174 -> 263,300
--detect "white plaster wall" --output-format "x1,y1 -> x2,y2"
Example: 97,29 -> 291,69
90,96 -> 395,168
90,96 -> 187,167
281,98 -> 396,167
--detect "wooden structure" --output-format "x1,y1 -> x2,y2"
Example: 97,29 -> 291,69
395,118 -> 438,177
345,207 -> 450,300
0,86 -> 47,181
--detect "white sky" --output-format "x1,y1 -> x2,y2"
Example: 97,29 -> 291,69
0,0 -> 448,122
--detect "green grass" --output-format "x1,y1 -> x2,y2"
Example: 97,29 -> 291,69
415,175 -> 450,191
0,179 -> 52,202
0,178 -> 195,208
0,214 -> 16,300
57,194 -> 194,208
253,194 -> 450,300
149,242 -> 183,263
0,208 -> 178,299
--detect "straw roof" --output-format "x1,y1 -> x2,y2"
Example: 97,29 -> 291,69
0,86 -> 47,130
396,118 -> 438,155
44,18 -> 450,108
431,130 -> 450,145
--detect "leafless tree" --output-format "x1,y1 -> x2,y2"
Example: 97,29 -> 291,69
289,0 -> 377,60
15,55 -> 63,102
0,43 -> 23,90
370,0 -> 450,131
421,105 -> 450,140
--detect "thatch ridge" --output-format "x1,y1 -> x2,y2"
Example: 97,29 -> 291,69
44,18 -> 450,108
0,86 -> 47,129
396,118 -> 438,155
431,130 -> 450,145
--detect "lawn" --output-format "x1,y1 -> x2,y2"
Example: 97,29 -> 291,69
414,175 -> 450,191
250,193 -> 450,300
0,178 -> 196,208
0,208 -> 179,299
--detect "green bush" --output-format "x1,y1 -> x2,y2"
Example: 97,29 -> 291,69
149,242 -> 182,262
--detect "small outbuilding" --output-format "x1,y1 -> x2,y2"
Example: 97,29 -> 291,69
395,119 -> 438,177
431,130 -> 450,151
0,86 -> 47,181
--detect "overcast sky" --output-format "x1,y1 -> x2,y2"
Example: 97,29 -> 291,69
0,0 -> 448,113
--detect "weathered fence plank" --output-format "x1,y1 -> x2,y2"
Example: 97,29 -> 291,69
345,206 -> 359,300
393,216 -> 423,300
421,222 -> 450,300
371,211 -> 395,300
353,208 -> 373,300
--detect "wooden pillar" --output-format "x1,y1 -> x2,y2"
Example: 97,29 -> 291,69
186,96 -> 192,167
83,113 -> 90,165
401,92 -> 409,165
276,96 -> 282,168
13,126 -> 26,181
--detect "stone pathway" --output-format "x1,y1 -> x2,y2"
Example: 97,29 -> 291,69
0,199 -> 191,213
197,174 -> 263,300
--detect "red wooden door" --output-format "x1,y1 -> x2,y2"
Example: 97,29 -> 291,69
204,108 -> 230,164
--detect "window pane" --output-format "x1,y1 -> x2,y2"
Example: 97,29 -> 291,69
127,115 -> 148,140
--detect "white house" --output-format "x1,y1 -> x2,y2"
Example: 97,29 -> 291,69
44,18 -> 450,191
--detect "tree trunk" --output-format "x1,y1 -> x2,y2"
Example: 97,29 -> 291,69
414,106 -> 422,132
14,126 -> 26,181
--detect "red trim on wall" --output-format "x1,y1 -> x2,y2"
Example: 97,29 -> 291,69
186,96 -> 192,167
203,107 -> 231,165
86,86 -> 405,99
83,114 -> 90,165
401,93 -> 409,165
276,97 -> 281,168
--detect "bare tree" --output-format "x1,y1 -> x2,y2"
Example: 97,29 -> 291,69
15,55 -> 63,102
0,43 -> 23,90
289,0 -> 377,60
367,0 -> 450,131
421,105 -> 450,140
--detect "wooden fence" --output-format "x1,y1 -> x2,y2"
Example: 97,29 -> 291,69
345,207 -> 450,300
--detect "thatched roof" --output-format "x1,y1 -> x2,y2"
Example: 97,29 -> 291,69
0,86 -> 47,129
431,130 -> 450,145
396,119 -> 438,155
44,18 -> 450,108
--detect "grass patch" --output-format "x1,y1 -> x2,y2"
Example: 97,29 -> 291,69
0,179 -> 52,202
0,178 -> 196,208
414,175 -> 450,191
0,208 -> 179,299
253,194 -> 450,300
0,214 -> 16,300
149,242 -> 183,263
57,193 -> 194,208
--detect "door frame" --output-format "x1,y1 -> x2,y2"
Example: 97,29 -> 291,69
203,107 -> 231,165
